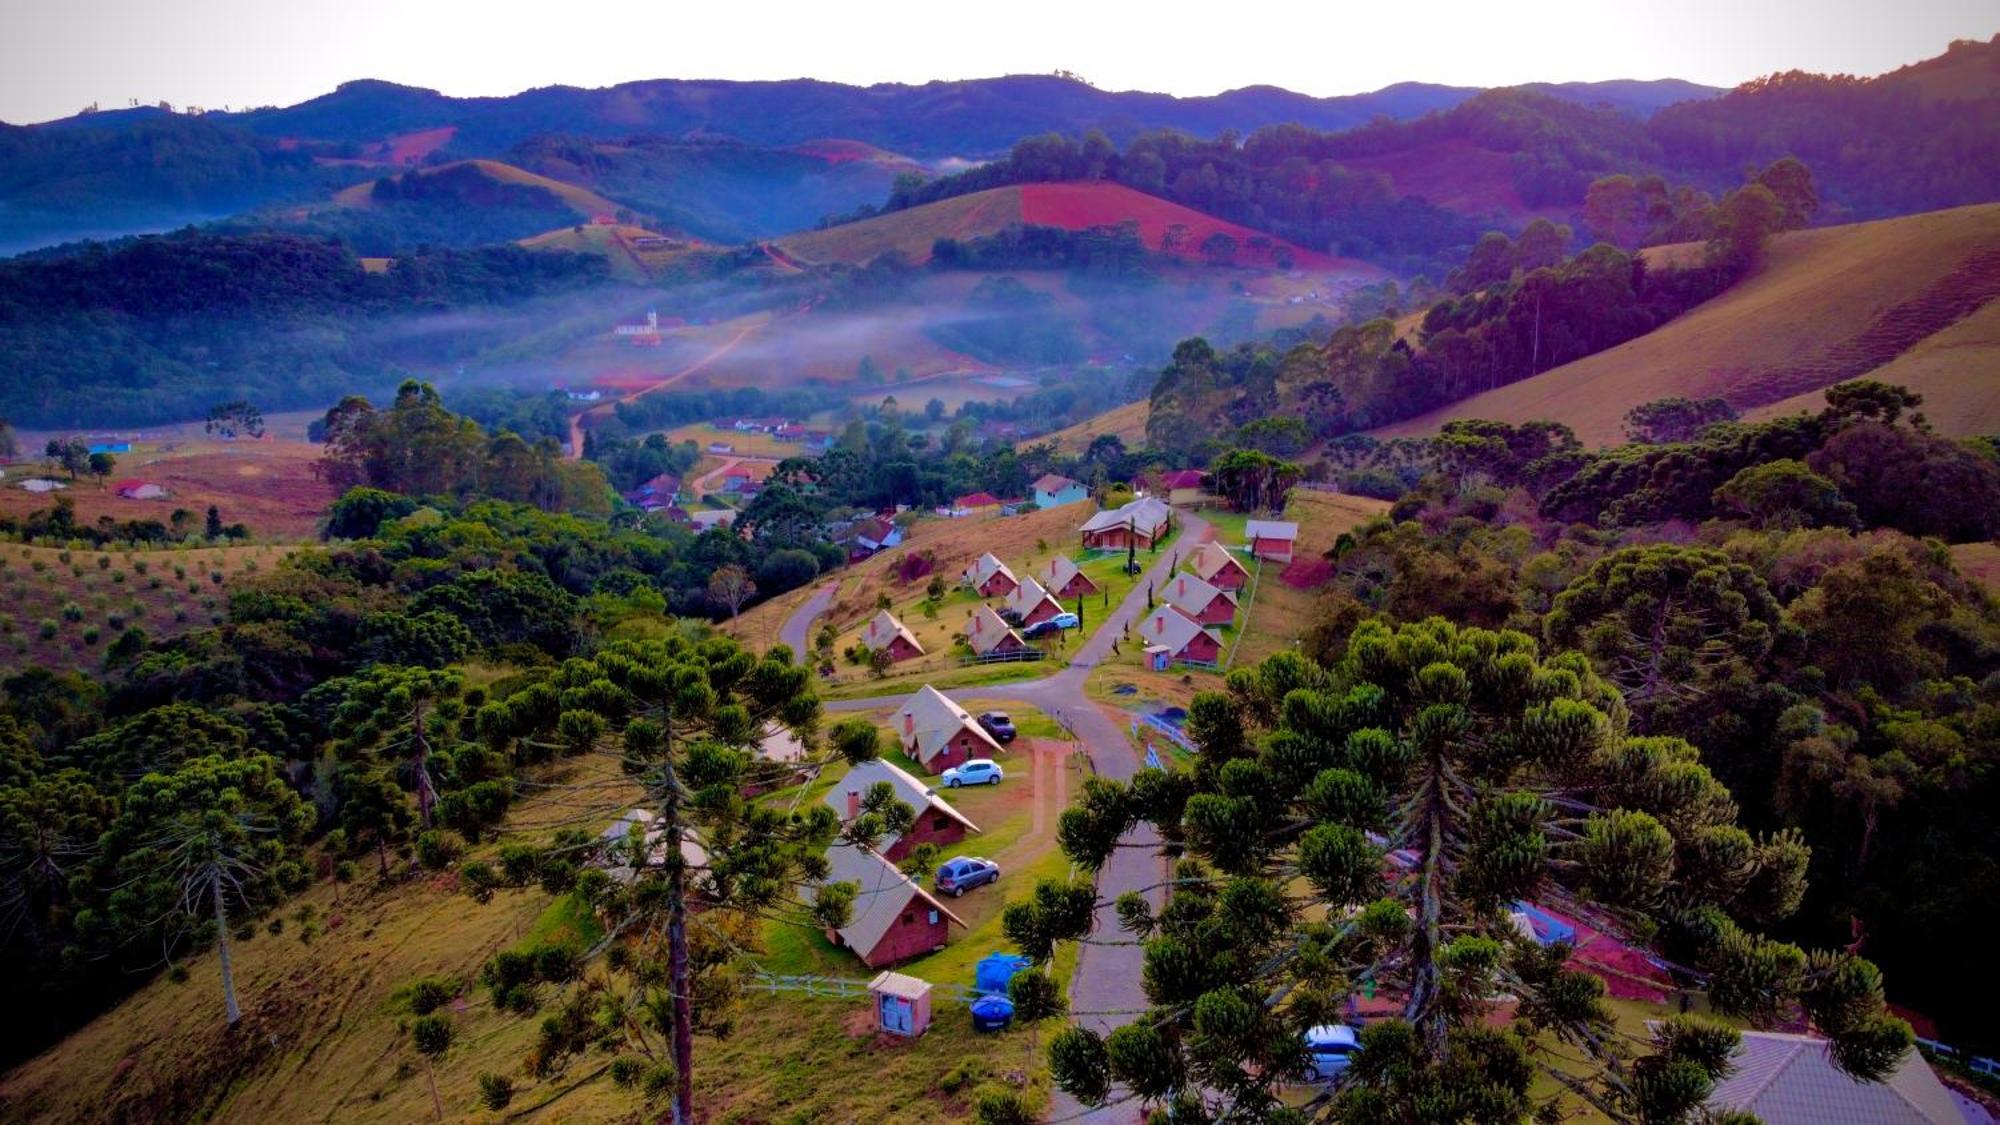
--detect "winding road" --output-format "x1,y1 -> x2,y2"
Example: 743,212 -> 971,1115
782,515 -> 1212,1123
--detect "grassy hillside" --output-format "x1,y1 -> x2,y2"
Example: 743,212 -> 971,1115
1043,400 -> 1151,454
774,181 -> 1362,272
1746,297 -> 2000,436
0,751 -> 1050,1123
516,222 -> 699,281
1378,203 -> 2000,445
774,187 -> 1026,265
331,158 -> 625,219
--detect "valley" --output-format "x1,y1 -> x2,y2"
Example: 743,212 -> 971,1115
0,23 -> 1997,1125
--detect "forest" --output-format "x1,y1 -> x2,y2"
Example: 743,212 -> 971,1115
866,62 -> 1999,273
0,230 -> 611,425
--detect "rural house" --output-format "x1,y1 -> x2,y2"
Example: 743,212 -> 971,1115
1079,496 -> 1173,551
963,552 -> 1019,598
953,491 -> 1002,515
1188,541 -> 1251,591
1005,574 -> 1066,628
1031,473 -> 1089,509
621,472 -> 681,512
1245,520 -> 1300,563
861,610 -> 925,663
594,809 -> 710,889
1156,469 -> 1208,506
896,685 -> 1006,773
1038,554 -> 1099,599
1703,1030 -> 1965,1124
1162,571 -> 1238,626
813,844 -> 964,967
113,479 -> 169,500
825,758 -> 979,863
1139,605 -> 1224,666
851,516 -> 902,553
964,604 -> 1030,658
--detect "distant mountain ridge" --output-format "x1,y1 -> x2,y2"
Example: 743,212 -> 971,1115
41,74 -> 1723,157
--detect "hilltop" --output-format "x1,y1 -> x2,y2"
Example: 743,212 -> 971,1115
774,181 -> 1370,273
329,159 -> 624,219
1377,203 -> 2000,444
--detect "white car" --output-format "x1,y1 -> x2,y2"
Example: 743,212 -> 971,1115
941,759 -> 1004,788
1302,1024 -> 1361,1083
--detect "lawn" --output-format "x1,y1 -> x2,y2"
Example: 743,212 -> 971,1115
1231,490 -> 1390,667
759,705 -> 1081,995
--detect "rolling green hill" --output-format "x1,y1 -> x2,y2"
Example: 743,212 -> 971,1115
1377,203 -> 2000,444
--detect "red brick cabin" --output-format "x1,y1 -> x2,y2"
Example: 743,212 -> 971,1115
1141,606 -> 1225,665
1189,542 -> 1251,591
1162,572 -> 1238,626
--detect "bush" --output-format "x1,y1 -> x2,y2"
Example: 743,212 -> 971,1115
414,830 -> 461,870
533,944 -> 579,983
476,1072 -> 514,1111
498,843 -> 540,885
81,626 -> 100,646
59,601 -> 82,622
405,976 -> 458,1016
642,1062 -> 679,1101
459,861 -> 497,902
37,619 -> 56,640
972,1085 -> 1035,1125
609,1055 -> 645,1087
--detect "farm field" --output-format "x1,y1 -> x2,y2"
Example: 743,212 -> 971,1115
0,541 -> 302,677
1377,203 -> 2000,444
1746,296 -> 2000,436
0,439 -> 334,540
663,421 -> 800,459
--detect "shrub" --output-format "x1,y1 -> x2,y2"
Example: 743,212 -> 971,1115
477,1073 -> 514,1111
405,976 -> 458,1015
414,830 -> 461,870
642,1063 -> 679,1101
37,619 -> 56,640
972,1085 -> 1035,1125
81,626 -> 100,646
609,1056 -> 645,1087
59,601 -> 82,622
409,1014 -> 453,1057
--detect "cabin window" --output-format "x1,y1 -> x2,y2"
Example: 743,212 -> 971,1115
902,912 -> 913,925
928,910 -> 940,924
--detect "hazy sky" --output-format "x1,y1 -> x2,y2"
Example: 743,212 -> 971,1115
1,0 -> 1993,124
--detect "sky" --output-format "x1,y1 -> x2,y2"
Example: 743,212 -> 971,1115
1,0 -> 1993,124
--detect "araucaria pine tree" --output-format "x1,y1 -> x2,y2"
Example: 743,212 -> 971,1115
469,635 -> 865,1125
1017,620 -> 1911,1123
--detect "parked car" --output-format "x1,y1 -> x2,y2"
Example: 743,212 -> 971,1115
1051,611 -> 1081,630
942,759 -> 1004,787
1022,620 -> 1062,639
935,856 -> 1000,896
1302,1024 -> 1361,1083
977,711 -> 1017,742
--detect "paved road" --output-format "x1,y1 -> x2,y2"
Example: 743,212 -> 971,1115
801,516 -> 1211,1123
777,582 -> 838,658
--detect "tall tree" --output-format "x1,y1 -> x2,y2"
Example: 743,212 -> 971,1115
100,754 -> 310,1024
473,636 -> 850,1125
1020,621 -> 1908,1120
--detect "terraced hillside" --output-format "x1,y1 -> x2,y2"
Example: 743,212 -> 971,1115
1378,203 -> 2000,444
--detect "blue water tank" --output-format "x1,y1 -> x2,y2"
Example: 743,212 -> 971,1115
969,994 -> 1015,1032
974,952 -> 1031,996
